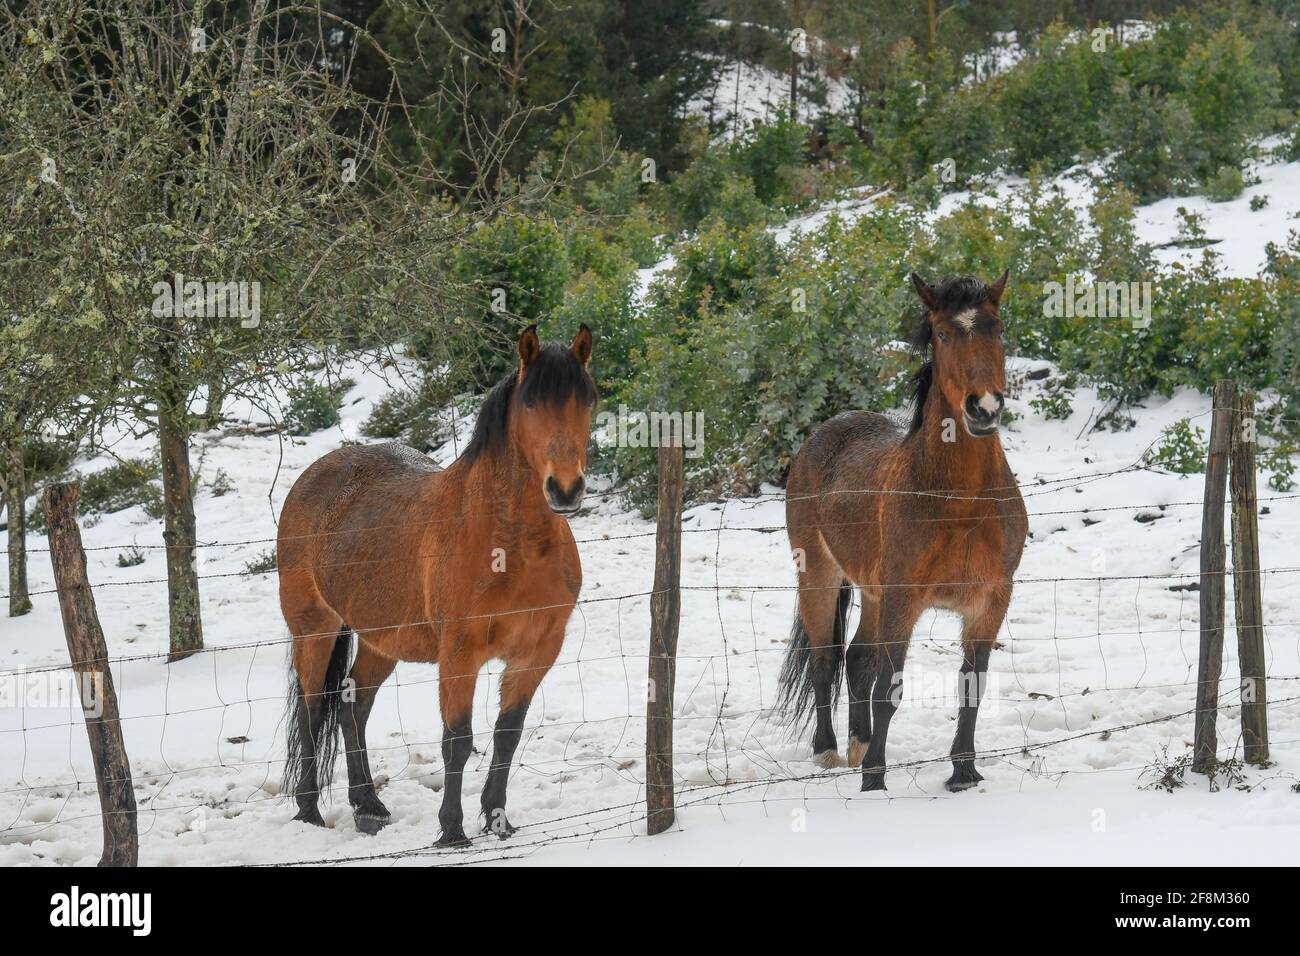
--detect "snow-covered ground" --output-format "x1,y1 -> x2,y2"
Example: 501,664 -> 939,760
3,357 -> 1298,866
5,153 -> 1300,867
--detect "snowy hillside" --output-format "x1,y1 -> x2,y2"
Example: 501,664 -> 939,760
4,159 -> 1300,867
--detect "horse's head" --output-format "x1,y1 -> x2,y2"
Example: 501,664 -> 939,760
909,271 -> 1008,438
510,324 -> 597,514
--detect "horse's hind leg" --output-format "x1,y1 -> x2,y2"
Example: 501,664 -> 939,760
947,594 -> 1007,792
285,602 -> 346,826
481,625 -> 564,838
343,641 -> 397,833
793,546 -> 847,767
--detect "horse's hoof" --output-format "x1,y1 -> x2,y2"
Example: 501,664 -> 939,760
846,736 -> 868,767
292,806 -> 327,827
861,770 -> 887,792
946,763 -> 985,792
435,827 -> 472,849
354,810 -> 391,835
813,749 -> 846,769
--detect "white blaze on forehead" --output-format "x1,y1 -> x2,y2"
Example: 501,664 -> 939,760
952,308 -> 978,332
977,391 -> 1001,415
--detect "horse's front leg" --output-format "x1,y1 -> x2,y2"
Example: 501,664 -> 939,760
481,626 -> 564,838
947,598 -> 1006,792
436,640 -> 480,848
860,595 -> 919,792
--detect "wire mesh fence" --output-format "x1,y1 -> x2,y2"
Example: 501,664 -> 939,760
2,447 -> 1296,864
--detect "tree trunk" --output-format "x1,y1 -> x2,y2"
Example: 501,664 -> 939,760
5,450 -> 31,616
158,399 -> 203,659
201,372 -> 226,431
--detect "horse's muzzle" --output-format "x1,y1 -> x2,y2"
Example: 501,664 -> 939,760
545,474 -> 586,514
963,392 -> 1003,437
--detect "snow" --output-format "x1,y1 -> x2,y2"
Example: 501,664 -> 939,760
6,153 -> 1300,868
687,55 -> 853,139
760,150 -> 1300,281
3,355 -> 1299,866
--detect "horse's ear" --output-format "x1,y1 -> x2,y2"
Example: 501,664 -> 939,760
571,323 -> 592,367
518,324 -> 541,371
988,269 -> 1009,307
910,272 -> 936,310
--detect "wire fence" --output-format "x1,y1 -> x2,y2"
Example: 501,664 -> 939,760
1,444 -> 1297,866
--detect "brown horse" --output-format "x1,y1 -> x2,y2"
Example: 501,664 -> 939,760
780,273 -> 1027,792
277,325 -> 595,845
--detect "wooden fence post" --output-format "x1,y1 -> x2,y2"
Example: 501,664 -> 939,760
646,431 -> 684,836
43,482 -> 138,866
1230,390 -> 1269,764
1194,380 -> 1234,774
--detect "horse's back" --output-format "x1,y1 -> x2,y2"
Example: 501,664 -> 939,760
278,442 -> 441,598
787,411 -> 901,503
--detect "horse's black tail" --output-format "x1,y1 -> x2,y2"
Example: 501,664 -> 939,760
283,626 -> 353,804
775,581 -> 852,736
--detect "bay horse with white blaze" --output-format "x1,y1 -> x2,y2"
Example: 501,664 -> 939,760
780,272 -> 1027,792
278,325 -> 595,846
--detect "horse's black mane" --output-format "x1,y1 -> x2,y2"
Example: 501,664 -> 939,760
462,341 -> 597,464
907,275 -> 998,435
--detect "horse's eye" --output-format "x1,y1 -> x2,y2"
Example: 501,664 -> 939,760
936,329 -> 948,344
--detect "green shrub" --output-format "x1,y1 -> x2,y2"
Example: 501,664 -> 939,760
924,81 -> 1005,185
708,171 -> 770,231
116,545 -> 145,568
206,468 -> 234,497
551,260 -> 641,391
1203,164 -> 1245,202
667,137 -> 729,231
1100,81 -> 1200,201
1145,418 -> 1207,474
284,379 -> 349,435
1030,375 -> 1076,420
79,457 -> 163,518
1174,23 -> 1279,179
243,548 -> 277,575
452,213 -> 573,386
362,377 -> 454,451
999,22 -> 1119,173
729,110 -> 810,209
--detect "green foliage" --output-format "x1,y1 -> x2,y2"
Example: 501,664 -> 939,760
1030,375 -> 1076,421
79,458 -> 163,519
362,377 -> 454,452
284,379 -> 350,436
999,23 -> 1118,173
116,545 -> 145,568
1145,419 -> 1207,474
1101,81 -> 1199,201
551,260 -> 641,392
1174,23 -> 1279,178
451,213 -> 573,386
205,469 -> 234,497
243,548 -> 278,575
1264,440 -> 1297,492
1202,165 -> 1245,203
730,111 -> 811,209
